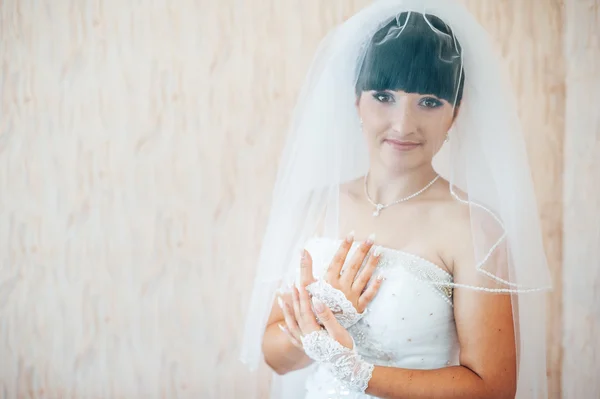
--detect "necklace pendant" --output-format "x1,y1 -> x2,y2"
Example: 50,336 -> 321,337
373,204 -> 384,217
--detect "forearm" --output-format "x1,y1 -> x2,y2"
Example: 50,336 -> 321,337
262,323 -> 313,375
365,365 -> 510,399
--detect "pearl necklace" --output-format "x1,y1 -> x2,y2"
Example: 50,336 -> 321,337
364,173 -> 440,217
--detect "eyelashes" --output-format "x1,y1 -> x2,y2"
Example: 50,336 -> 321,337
372,92 -> 394,103
371,91 -> 443,109
419,97 -> 443,108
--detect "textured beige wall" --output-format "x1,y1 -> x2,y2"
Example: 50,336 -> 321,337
562,1 -> 600,398
0,0 -> 594,398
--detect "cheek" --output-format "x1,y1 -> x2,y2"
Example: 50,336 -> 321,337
361,101 -> 392,131
420,110 -> 453,136
360,98 -> 379,116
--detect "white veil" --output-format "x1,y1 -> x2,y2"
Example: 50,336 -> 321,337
241,0 -> 552,398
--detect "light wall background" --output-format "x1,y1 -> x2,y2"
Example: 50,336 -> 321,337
0,0 -> 598,398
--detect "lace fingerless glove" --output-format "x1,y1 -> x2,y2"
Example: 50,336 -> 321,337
305,279 -> 365,328
301,329 -> 374,393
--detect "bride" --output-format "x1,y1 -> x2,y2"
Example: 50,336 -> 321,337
241,1 -> 552,398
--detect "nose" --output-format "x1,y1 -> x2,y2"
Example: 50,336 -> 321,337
390,97 -> 417,136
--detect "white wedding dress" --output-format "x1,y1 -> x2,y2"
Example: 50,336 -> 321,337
302,237 -> 460,399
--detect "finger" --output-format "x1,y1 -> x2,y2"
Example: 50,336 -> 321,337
312,297 -> 353,349
352,246 -> 381,293
277,324 -> 303,349
340,233 -> 375,286
357,274 -> 385,313
278,296 -> 302,340
299,249 -> 315,287
291,285 -> 302,326
326,231 -> 354,280
297,285 -> 320,333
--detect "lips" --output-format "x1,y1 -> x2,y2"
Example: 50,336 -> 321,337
383,138 -> 421,151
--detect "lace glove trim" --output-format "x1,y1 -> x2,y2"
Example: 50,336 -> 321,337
305,279 -> 365,328
301,330 -> 374,393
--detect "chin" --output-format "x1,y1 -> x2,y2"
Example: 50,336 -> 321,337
379,153 -> 423,172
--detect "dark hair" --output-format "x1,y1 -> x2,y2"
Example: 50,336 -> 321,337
355,12 -> 465,105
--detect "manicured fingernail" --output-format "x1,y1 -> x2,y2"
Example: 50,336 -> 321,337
312,297 -> 325,313
346,230 -> 355,243
366,233 -> 376,245
277,297 -> 284,309
373,247 -> 382,257
300,249 -> 306,259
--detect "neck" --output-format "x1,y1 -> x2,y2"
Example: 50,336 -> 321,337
365,163 -> 438,205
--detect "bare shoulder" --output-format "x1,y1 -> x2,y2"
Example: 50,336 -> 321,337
434,182 -> 507,281
430,182 -> 476,273
313,177 -> 363,235
431,182 -> 472,232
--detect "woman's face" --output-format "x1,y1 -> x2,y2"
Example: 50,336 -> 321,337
357,89 -> 456,172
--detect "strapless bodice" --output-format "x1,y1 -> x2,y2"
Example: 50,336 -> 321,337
302,237 -> 459,399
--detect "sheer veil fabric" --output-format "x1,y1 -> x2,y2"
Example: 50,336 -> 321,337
241,1 -> 552,398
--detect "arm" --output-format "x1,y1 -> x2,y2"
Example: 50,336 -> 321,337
364,288 -> 516,399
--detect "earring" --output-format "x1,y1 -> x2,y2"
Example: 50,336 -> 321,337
444,133 -> 450,143
359,118 -> 364,128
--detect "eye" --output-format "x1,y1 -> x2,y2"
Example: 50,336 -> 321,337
372,91 -> 395,103
419,97 -> 443,109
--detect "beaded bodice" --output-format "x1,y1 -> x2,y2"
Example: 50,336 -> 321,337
302,237 -> 460,399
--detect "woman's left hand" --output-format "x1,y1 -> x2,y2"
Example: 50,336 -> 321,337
292,281 -> 354,350
299,234 -> 383,316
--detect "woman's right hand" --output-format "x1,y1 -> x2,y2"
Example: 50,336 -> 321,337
276,290 -> 304,349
